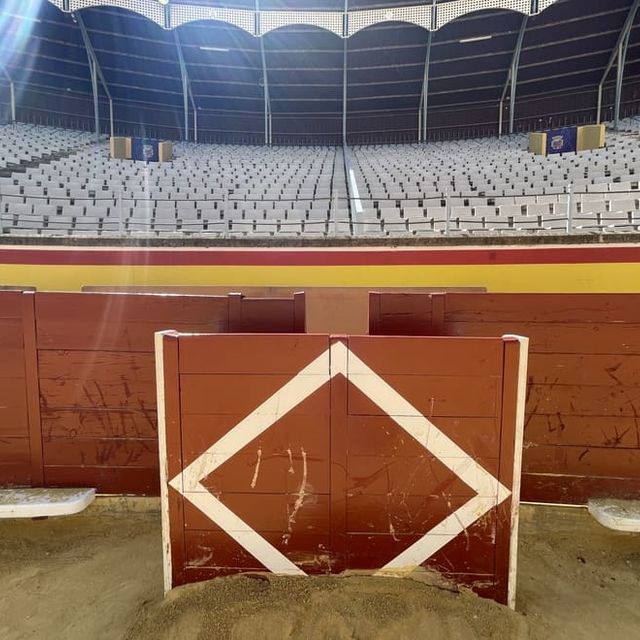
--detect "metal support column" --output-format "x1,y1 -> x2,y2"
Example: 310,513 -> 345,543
89,56 -> 100,141
0,66 -> 15,122
342,0 -> 348,146
509,16 -> 527,135
597,0 -> 640,126
174,31 -> 199,143
418,0 -> 436,143
76,12 -> 114,138
256,0 -> 272,145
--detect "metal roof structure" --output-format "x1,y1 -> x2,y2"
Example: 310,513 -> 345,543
1,0 -> 640,144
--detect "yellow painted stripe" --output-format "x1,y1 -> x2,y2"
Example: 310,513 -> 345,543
2,262 -> 640,292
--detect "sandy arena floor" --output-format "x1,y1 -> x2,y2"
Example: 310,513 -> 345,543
0,504 -> 638,639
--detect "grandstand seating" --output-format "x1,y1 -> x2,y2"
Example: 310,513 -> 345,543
1,120 -> 640,238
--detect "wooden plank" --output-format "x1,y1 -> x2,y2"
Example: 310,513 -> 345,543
183,493 -> 331,534
39,377 -> 156,411
43,465 -> 159,495
0,349 -> 25,378
521,472 -> 640,505
42,437 -> 158,468
526,384 -> 640,417
0,408 -> 29,438
230,298 -> 298,333
348,375 -> 501,418
347,454 -> 498,496
35,292 -> 230,325
0,437 -> 31,486
0,318 -> 24,348
524,414 -> 639,449
346,493 -> 473,535
180,375 -> 330,416
178,334 -> 330,375
523,444 -> 640,479
37,351 -> 155,382
184,529 -> 331,574
41,409 -> 157,440
445,322 -> 640,354
347,415 -> 501,460
22,292 -> 43,486
0,378 -> 28,409
0,291 -> 24,319
347,336 -> 504,376
528,353 -> 640,387
444,294 -> 640,323
159,333 -> 186,589
346,513 -> 496,574
36,320 -> 227,352
370,292 -> 434,336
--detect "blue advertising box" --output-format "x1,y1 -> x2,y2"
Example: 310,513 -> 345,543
546,127 -> 578,155
131,137 -> 160,162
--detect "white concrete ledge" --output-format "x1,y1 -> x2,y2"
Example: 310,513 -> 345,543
0,488 -> 96,518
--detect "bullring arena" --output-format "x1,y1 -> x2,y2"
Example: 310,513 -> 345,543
1,0 -> 640,638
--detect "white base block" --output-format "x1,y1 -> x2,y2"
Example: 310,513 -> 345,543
588,499 -> 640,532
0,488 -> 96,518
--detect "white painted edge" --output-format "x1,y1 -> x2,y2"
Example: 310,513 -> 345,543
0,488 -> 96,518
155,330 -> 173,595
348,168 -> 363,214
502,334 -> 529,611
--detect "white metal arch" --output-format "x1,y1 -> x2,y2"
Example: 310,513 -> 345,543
46,0 -> 562,36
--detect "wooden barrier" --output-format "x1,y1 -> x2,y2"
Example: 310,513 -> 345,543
156,332 -> 528,607
0,291 -> 304,495
369,292 -> 640,504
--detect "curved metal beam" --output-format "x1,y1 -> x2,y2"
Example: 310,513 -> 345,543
499,15 -> 528,136
75,12 -> 113,139
597,0 -> 640,128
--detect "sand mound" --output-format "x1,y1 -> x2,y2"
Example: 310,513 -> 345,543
125,573 -> 536,640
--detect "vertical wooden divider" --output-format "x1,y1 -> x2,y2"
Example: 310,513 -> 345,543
329,336 -> 348,572
495,335 -> 529,609
368,293 -> 382,335
227,293 -> 243,331
431,293 -> 446,335
21,291 -> 43,487
293,292 -> 306,333
155,331 -> 186,592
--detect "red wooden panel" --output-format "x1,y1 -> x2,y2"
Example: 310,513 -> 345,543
0,318 -> 24,348
162,333 -> 521,608
38,350 -> 155,381
180,375 -> 330,417
525,415 -> 639,448
0,378 -> 28,409
521,473 -> 640,505
41,409 -> 158,440
178,334 -> 329,374
44,465 -> 159,494
183,494 -> 331,534
348,415 -> 501,460
523,445 -> 640,478
369,292 -> 435,336
348,376 -> 501,418
346,513 -> 497,574
42,437 -> 158,468
0,349 -> 26,378
444,293 -> 640,323
0,437 -> 31,486
446,322 -> 640,354
528,354 -> 640,387
0,408 -> 29,438
229,297 -> 303,333
347,335 -> 504,376
526,385 -> 640,417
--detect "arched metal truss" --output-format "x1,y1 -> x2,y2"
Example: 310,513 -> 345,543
48,0 -> 559,36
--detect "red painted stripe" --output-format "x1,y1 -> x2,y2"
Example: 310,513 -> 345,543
0,246 -> 639,267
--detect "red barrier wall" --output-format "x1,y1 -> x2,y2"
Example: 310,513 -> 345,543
370,292 -> 640,505
0,291 -> 304,495
157,332 -> 527,606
